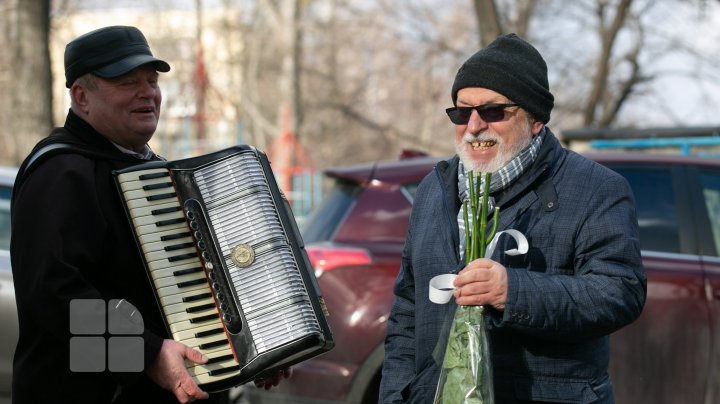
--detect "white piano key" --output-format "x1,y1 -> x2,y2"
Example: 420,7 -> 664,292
145,246 -> 199,263
152,270 -> 207,289
147,251 -> 201,272
119,177 -> 174,194
116,169 -> 169,185
169,313 -> 222,334
156,280 -> 209,300
128,201 -> 182,220
174,323 -> 226,341
122,185 -> 176,201
150,262 -> 204,282
179,333 -> 231,353
167,303 -> 219,324
137,226 -> 193,246
163,297 -> 216,315
158,287 -> 213,308
192,368 -> 241,386
125,193 -> 181,210
187,356 -> 239,379
187,349 -> 236,367
136,221 -> 187,237
143,236 -> 195,254
130,209 -> 186,228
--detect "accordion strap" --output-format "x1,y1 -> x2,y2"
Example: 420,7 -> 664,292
16,142 -> 122,182
12,140 -> 134,209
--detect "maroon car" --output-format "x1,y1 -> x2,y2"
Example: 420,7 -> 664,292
247,152 -> 720,404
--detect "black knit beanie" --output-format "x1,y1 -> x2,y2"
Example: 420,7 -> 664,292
451,33 -> 554,123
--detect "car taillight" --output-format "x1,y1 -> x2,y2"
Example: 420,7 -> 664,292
306,246 -> 373,278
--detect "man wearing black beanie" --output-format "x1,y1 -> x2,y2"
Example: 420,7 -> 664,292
380,34 -> 645,403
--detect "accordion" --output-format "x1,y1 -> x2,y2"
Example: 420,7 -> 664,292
112,145 -> 334,392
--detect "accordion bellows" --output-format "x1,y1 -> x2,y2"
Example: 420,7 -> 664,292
113,145 -> 334,392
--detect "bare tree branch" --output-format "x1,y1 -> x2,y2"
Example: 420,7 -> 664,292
583,0 -> 634,126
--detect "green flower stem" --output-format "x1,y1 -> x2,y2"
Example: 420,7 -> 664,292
463,200 -> 471,263
463,171 -> 497,263
479,173 -> 490,258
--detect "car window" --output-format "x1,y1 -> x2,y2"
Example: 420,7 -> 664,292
609,167 -> 680,253
699,172 -> 720,256
401,182 -> 420,202
301,179 -> 361,243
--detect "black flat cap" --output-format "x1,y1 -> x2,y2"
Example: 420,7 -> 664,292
64,25 -> 170,88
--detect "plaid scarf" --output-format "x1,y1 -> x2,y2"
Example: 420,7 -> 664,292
457,129 -> 544,260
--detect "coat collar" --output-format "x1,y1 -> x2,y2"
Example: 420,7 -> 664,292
61,109 -> 129,155
493,128 -> 561,209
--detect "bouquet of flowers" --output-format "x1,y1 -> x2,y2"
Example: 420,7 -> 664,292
433,171 -> 496,404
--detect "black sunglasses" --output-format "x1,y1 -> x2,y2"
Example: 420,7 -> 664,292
445,103 -> 519,125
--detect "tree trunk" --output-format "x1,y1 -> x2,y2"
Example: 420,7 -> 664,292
473,0 -> 502,47
9,0 -> 52,164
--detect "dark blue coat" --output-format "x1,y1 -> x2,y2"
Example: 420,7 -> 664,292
380,130 -> 646,403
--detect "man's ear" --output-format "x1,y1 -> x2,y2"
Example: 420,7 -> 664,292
531,120 -> 544,136
71,84 -> 90,114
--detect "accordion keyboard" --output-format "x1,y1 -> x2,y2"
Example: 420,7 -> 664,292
116,168 -> 242,385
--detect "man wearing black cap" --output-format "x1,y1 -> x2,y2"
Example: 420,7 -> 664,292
380,34 -> 646,403
10,26 -> 285,404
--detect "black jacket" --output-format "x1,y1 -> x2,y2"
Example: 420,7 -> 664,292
10,110 -> 226,403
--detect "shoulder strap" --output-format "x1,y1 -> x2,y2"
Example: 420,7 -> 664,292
16,142 -> 122,184
12,141 -> 129,209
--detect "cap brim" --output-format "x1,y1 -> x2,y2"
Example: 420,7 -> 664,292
93,54 -> 170,79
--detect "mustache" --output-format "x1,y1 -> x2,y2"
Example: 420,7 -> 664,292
462,132 -> 501,144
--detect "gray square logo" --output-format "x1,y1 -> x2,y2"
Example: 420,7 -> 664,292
70,299 -> 106,334
108,299 -> 144,334
108,337 -> 144,372
70,336 -> 105,372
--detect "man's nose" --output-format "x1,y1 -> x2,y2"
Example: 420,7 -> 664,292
466,110 -> 489,133
138,81 -> 158,97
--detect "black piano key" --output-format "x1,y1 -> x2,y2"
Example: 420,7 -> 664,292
143,182 -> 173,191
186,303 -> 216,313
196,328 -> 224,338
168,252 -> 199,262
173,266 -> 203,276
189,313 -> 219,324
198,339 -> 229,350
156,218 -> 187,227
160,231 -> 191,242
147,192 -> 177,201
138,172 -> 169,180
177,278 -> 207,288
182,292 -> 212,303
151,206 -> 182,215
206,354 -> 234,365
165,242 -> 195,252
210,365 -> 241,376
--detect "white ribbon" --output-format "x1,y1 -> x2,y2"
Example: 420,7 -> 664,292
428,230 -> 529,304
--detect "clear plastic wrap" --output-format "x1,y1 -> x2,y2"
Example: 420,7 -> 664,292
433,304 -> 494,404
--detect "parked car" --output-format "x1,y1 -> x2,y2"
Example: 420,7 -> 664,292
246,152 -> 720,404
0,166 -> 18,400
